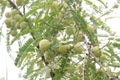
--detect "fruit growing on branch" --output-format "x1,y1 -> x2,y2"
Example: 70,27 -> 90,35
11,9 -> 18,16
10,30 -> 17,36
14,14 -> 22,21
5,18 -> 12,27
66,26 -> 74,35
39,39 -> 50,51
16,0 -> 23,6
91,46 -> 101,58
5,12 -> 12,18
74,42 -> 84,53
1,0 -> 120,80
75,31 -> 84,42
58,44 -> 70,54
15,22 -> 20,29
20,21 -> 28,30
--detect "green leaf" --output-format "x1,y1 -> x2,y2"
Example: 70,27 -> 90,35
98,0 -> 106,7
106,45 -> 120,62
112,42 -> 120,49
6,31 -> 11,52
85,0 -> 99,13
70,76 -> 78,80
113,4 -> 119,8
15,38 -> 33,66
87,31 -> 99,46
71,10 -> 87,32
11,28 -> 30,44
90,16 -> 111,33
26,59 -> 35,77
85,58 -> 97,79
115,38 -> 120,42
108,63 -> 120,67
95,70 -> 109,80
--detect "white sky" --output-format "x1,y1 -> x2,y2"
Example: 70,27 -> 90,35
0,8 -> 21,80
0,1 -> 120,80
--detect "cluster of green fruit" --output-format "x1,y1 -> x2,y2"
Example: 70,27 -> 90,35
39,39 -> 85,55
4,9 -> 28,36
39,39 -> 103,64
39,39 -> 85,64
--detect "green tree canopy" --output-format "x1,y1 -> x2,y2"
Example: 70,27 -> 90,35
0,0 -> 120,80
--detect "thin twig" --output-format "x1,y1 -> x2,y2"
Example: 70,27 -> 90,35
89,51 -> 111,78
8,0 -> 23,16
84,34 -> 111,79
86,40 -> 111,79
82,35 -> 89,80
7,0 -> 48,67
82,58 -> 85,80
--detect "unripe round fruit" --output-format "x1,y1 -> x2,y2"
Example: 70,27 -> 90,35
75,32 -> 84,42
14,14 -> 21,21
39,39 -> 50,51
11,20 -> 16,26
20,22 -> 28,29
15,22 -> 20,29
58,45 -> 70,54
16,0 -> 23,6
66,27 -> 74,35
5,18 -> 11,27
100,54 -> 107,63
87,26 -> 94,33
11,30 -> 17,36
11,9 -> 18,15
6,2 -> 11,7
91,46 -> 101,57
74,43 -> 84,53
5,18 -> 16,28
5,12 -> 12,18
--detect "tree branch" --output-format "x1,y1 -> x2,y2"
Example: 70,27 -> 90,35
7,0 -> 49,67
84,34 -> 111,79
7,0 -> 23,16
87,42 -> 111,79
82,35 -> 88,80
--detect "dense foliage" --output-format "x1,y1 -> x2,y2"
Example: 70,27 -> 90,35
0,0 -> 120,80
